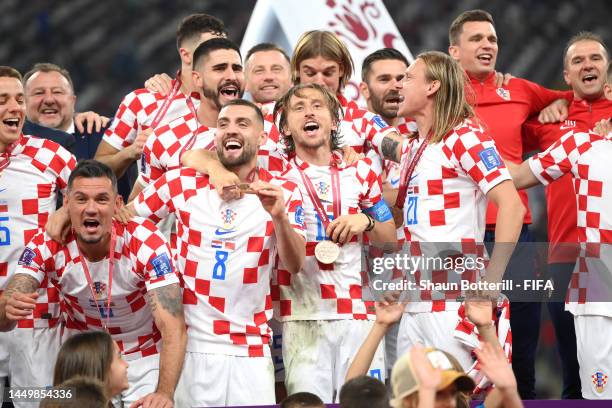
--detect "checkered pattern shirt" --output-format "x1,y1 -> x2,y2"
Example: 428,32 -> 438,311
0,134 -> 76,328
399,119 -> 511,312
103,79 -> 200,151
271,153 -> 386,321
133,167 -> 306,356
15,219 -> 179,360
140,112 -> 215,187
529,130 -> 612,317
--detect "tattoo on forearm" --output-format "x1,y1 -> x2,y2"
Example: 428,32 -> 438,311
4,275 -> 39,298
148,284 -> 183,317
381,137 -> 400,162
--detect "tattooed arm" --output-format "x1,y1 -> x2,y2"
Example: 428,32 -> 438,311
136,283 -> 186,406
380,134 -> 403,163
0,275 -> 41,331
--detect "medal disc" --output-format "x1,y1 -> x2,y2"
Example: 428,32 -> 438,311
315,240 -> 340,264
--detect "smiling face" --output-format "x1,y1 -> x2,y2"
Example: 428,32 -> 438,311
564,39 -> 609,101
283,87 -> 337,153
246,50 -> 291,104
0,76 -> 25,151
449,21 -> 498,80
24,70 -> 76,131
362,59 -> 407,122
297,56 -> 344,94
193,48 -> 245,110
215,104 -> 264,169
65,176 -> 120,246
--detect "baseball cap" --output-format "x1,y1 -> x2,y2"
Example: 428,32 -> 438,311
390,347 -> 475,407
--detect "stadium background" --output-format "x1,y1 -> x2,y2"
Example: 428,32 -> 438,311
2,0 -> 611,399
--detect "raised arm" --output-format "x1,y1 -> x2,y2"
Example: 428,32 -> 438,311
0,275 -> 41,331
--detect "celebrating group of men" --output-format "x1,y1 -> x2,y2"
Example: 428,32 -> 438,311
0,7 -> 611,408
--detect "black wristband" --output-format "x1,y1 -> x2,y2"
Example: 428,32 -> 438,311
364,213 -> 375,232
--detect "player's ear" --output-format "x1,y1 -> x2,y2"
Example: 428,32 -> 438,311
115,193 -> 123,209
192,70 -> 202,88
179,47 -> 192,67
359,82 -> 370,101
448,45 -> 459,60
426,80 -> 441,96
563,68 -> 571,87
259,130 -> 268,147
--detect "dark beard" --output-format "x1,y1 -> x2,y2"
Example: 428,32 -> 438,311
216,143 -> 257,169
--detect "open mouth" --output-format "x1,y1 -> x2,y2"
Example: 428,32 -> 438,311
2,118 -> 20,130
260,85 -> 279,91
83,219 -> 100,233
219,84 -> 239,98
477,54 -> 493,64
41,108 -> 59,115
384,94 -> 404,105
222,138 -> 244,157
582,73 -> 598,84
303,120 -> 320,136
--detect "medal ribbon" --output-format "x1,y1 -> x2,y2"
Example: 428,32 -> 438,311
180,96 -> 215,157
77,226 -> 117,331
394,133 -> 431,209
295,159 -> 341,235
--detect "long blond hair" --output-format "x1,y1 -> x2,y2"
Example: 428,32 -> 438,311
418,51 -> 475,143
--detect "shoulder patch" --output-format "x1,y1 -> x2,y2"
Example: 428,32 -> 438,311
372,115 -> 388,130
18,248 -> 37,266
151,253 -> 172,278
478,147 -> 502,171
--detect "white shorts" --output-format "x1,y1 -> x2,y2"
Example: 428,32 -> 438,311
175,352 -> 275,407
397,311 -> 473,371
282,319 -> 385,403
575,315 -> 612,399
8,327 -> 62,408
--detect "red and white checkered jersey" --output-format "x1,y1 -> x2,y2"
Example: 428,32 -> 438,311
140,112 -> 215,187
400,119 -> 511,312
529,131 -> 612,317
103,78 -> 200,151
272,153 -> 386,321
15,219 -> 180,360
384,117 -> 418,189
0,134 -> 76,328
132,167 -> 306,356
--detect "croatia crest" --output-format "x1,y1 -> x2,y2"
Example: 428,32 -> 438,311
592,370 -> 608,393
316,181 -> 330,202
93,281 -> 107,300
496,87 -> 511,101
220,208 -> 238,229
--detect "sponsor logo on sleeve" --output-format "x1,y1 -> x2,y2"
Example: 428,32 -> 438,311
372,115 -> 388,130
478,147 -> 502,171
151,253 -> 172,278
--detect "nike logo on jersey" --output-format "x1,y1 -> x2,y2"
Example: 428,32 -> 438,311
390,176 -> 400,185
0,188 -> 6,193
214,228 -> 236,236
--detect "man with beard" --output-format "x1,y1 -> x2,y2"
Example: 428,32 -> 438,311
131,37 -> 244,201
94,13 -> 227,178
180,84 -> 397,402
125,99 -> 306,406
359,48 -> 417,207
0,160 -> 186,407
